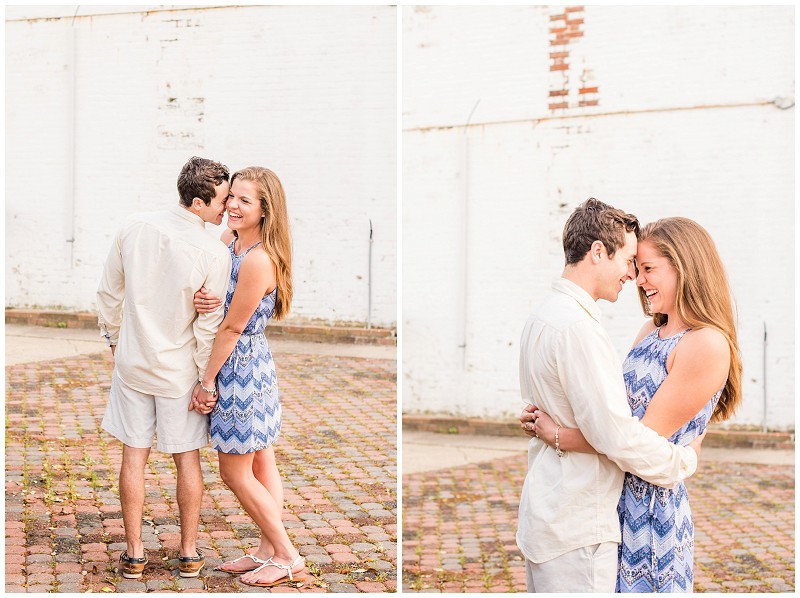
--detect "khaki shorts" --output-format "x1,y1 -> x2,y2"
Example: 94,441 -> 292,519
101,370 -> 209,454
525,541 -> 618,592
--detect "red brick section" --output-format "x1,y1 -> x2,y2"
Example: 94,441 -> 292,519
5,309 -> 396,346
549,6 -> 584,47
402,416 -> 795,450
6,351 -> 396,593
548,6 -> 599,113
402,453 -> 794,592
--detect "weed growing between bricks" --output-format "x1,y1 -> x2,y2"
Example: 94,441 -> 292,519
6,351 -> 397,593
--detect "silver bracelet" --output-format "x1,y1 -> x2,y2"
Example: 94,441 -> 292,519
555,425 -> 566,458
199,380 -> 217,396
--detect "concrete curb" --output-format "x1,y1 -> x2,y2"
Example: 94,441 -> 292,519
5,308 -> 397,346
402,415 -> 795,450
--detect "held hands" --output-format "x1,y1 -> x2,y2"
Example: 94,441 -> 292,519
520,404 -> 537,438
519,404 -> 558,447
194,286 -> 223,314
189,381 -> 217,415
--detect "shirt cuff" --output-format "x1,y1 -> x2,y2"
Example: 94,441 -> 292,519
98,322 -> 118,346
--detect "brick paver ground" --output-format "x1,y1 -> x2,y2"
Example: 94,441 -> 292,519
402,453 -> 794,593
6,350 -> 397,593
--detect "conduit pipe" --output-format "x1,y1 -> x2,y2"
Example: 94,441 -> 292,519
762,322 -> 768,433
458,100 -> 480,370
367,219 -> 373,329
66,6 -> 80,268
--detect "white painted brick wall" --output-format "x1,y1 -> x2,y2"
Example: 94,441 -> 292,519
6,5 -> 397,327
403,5 -> 794,430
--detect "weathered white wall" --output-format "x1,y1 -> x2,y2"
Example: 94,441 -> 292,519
6,5 -> 397,327
403,5 -> 795,430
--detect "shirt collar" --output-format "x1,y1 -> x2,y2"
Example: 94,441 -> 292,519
170,204 -> 206,227
552,277 -> 602,322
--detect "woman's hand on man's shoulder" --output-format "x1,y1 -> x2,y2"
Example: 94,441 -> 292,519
220,228 -> 235,244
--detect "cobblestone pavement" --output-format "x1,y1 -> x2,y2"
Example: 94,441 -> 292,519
6,350 -> 397,593
402,453 -> 794,593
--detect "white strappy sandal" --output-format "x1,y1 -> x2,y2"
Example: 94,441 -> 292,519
239,555 -> 307,587
218,553 -> 268,573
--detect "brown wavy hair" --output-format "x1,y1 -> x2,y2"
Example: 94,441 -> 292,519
637,217 -> 742,423
231,167 -> 293,321
177,156 -> 230,206
563,198 -> 640,264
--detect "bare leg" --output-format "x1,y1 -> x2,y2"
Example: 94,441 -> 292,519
221,447 -> 283,572
120,445 -> 151,558
218,451 -> 303,584
173,449 -> 203,558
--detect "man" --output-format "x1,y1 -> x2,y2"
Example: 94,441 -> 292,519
97,156 -> 232,579
516,198 -> 702,593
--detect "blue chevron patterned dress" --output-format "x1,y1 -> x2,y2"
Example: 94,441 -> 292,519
210,241 -> 282,454
616,328 -> 721,593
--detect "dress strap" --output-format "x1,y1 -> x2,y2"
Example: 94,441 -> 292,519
232,240 -> 262,257
241,241 -> 262,255
672,328 -> 692,342
657,326 -> 692,341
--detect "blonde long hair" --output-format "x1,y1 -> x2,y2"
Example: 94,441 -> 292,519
637,217 -> 742,423
231,167 -> 293,320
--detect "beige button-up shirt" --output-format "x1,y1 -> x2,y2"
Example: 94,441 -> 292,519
97,206 -> 232,398
516,278 -> 697,563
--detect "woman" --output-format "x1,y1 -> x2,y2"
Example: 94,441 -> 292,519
192,166 -> 305,588
529,217 -> 742,592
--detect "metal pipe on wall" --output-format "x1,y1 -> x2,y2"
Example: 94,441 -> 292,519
458,100 -> 480,370
762,321 -> 767,433
368,219 -> 373,329
66,6 -> 80,268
